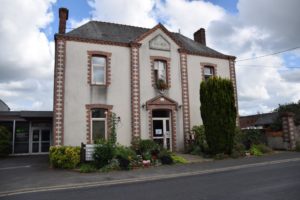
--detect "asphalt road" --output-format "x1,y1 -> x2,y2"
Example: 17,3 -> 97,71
2,159 -> 300,200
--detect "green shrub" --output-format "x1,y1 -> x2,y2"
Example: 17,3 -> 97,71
231,143 -> 246,158
255,144 -> 272,154
49,146 -> 81,169
93,139 -> 115,168
200,77 -> 237,155
159,150 -> 173,165
99,159 -> 120,172
250,145 -> 263,156
187,125 -> 209,155
296,141 -> 300,152
134,139 -> 160,160
171,155 -> 188,164
242,129 -> 266,149
115,145 -> 137,170
0,126 -> 10,157
79,163 -> 97,173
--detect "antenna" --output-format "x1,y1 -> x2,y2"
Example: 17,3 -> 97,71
178,29 -> 181,33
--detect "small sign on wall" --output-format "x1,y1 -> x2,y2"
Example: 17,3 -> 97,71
155,129 -> 163,135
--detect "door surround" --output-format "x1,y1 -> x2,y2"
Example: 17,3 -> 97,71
146,95 -> 178,151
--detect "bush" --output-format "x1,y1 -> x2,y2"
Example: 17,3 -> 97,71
242,129 -> 266,149
232,143 -> 246,158
115,145 -> 137,170
93,139 -> 115,168
159,150 -> 173,165
214,153 -> 229,160
171,155 -> 188,164
187,125 -> 209,155
255,144 -> 272,154
250,145 -> 263,156
79,163 -> 97,173
0,126 -> 10,157
49,146 -> 81,169
134,139 -> 160,159
200,77 -> 237,155
100,159 -> 120,172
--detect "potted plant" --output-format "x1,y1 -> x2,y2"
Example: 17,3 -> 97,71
156,79 -> 168,90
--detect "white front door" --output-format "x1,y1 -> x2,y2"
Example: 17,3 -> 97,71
152,118 -> 172,150
31,128 -> 51,153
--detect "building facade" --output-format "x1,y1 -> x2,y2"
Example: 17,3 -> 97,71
53,8 -> 238,151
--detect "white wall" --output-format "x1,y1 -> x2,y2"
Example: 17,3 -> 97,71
187,55 -> 231,128
64,41 -> 131,146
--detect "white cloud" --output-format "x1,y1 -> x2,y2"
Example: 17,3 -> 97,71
0,0 -> 56,110
87,0 -> 156,28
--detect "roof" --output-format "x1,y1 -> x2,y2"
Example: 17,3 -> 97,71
239,112 -> 279,128
0,111 -> 53,118
65,21 -> 232,59
0,99 -> 10,111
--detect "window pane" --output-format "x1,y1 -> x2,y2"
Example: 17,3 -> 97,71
41,130 -> 50,141
204,67 -> 213,75
93,66 -> 105,84
92,56 -> 106,66
92,109 -> 106,118
154,61 -> 166,82
92,121 -> 106,141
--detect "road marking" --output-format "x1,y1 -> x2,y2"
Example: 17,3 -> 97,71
0,165 -> 31,170
0,157 -> 300,197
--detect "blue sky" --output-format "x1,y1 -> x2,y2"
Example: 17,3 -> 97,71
0,0 -> 300,115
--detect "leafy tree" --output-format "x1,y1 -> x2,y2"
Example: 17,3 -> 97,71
271,100 -> 300,131
200,77 -> 237,155
0,126 -> 11,157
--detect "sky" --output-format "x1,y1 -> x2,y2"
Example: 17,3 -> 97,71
0,0 -> 300,116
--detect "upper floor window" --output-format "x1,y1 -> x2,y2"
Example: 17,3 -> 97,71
204,66 -> 214,80
91,108 -> 107,142
92,56 -> 106,85
154,60 -> 167,83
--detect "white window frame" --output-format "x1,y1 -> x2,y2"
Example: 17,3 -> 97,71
204,66 -> 214,80
92,56 -> 106,85
90,110 -> 107,142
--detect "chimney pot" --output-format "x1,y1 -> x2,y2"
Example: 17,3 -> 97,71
194,28 -> 206,46
58,8 -> 69,34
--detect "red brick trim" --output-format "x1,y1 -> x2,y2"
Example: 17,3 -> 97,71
179,52 -> 191,149
150,56 -> 171,89
200,62 -> 217,80
85,104 -> 113,144
229,59 -> 239,126
87,51 -> 112,86
130,43 -> 141,143
53,38 -> 66,146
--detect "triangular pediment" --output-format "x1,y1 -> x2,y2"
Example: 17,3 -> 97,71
149,34 -> 170,51
146,95 -> 178,108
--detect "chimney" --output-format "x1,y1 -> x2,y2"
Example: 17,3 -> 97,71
194,28 -> 206,46
58,8 -> 69,34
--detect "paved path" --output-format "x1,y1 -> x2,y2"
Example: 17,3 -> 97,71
0,152 -> 299,198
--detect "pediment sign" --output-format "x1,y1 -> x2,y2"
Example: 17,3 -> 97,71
149,34 -> 170,51
146,95 -> 178,107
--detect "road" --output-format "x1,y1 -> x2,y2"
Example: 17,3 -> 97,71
2,159 -> 300,200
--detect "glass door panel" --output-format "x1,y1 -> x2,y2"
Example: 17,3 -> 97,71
41,129 -> 50,152
32,129 -> 40,153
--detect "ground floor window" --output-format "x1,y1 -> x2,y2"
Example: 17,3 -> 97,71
91,108 -> 107,142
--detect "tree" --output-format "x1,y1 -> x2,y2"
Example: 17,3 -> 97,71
200,77 -> 237,155
0,126 -> 11,157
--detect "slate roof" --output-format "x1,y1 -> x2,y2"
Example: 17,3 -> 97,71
0,111 -> 53,118
65,21 -> 231,58
255,112 -> 279,126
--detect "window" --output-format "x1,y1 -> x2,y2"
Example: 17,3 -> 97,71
91,108 -> 107,142
154,60 -> 167,83
204,66 -> 214,80
92,56 -> 106,84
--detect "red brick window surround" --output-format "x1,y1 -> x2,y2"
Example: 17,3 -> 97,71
87,51 -> 112,86
200,62 -> 217,81
150,56 -> 171,89
85,104 -> 113,144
